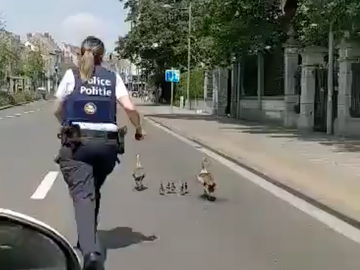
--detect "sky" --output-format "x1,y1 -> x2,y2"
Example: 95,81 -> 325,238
0,0 -> 130,51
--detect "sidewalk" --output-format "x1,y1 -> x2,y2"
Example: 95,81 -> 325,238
138,102 -> 360,223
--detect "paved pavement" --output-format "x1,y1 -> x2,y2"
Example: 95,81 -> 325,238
2,100 -> 360,269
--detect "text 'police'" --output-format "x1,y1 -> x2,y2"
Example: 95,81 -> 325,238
80,76 -> 112,96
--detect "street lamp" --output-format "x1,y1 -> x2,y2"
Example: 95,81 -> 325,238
162,2 -> 192,109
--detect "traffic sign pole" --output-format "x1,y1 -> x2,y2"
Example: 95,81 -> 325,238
165,69 -> 180,112
170,67 -> 174,111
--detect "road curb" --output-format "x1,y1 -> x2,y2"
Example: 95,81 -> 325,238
145,116 -> 360,230
0,100 -> 42,111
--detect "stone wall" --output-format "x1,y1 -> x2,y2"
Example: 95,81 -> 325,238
189,98 -> 215,114
334,39 -> 360,136
239,97 -> 286,124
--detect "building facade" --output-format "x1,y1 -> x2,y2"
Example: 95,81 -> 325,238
25,32 -> 62,92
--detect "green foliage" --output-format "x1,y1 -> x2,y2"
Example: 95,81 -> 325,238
116,0 -> 290,72
294,0 -> 360,47
0,33 -> 22,80
0,91 -> 41,107
13,91 -> 41,103
116,0 -> 208,72
118,0 -> 360,64
0,91 -> 15,106
177,69 -> 204,100
0,16 -> 44,107
23,50 -> 45,81
0,32 -> 44,89
116,0 -> 360,103
202,0 -> 287,66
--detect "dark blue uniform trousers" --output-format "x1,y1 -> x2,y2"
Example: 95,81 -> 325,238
57,140 -> 119,256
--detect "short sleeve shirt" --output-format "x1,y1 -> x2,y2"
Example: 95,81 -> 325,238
55,68 -> 129,101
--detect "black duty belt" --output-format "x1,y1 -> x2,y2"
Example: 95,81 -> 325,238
80,129 -> 119,140
55,126 -> 126,164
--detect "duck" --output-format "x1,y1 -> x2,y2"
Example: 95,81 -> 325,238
197,157 -> 216,198
133,154 -> 145,190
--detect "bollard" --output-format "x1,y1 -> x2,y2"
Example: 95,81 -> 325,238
180,96 -> 184,109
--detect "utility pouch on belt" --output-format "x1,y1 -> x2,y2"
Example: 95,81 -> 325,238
54,125 -> 82,164
57,125 -> 82,146
117,126 -> 127,155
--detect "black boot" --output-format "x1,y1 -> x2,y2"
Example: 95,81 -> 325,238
75,240 -> 82,251
83,252 -> 101,270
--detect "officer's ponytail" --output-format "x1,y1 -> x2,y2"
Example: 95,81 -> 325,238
79,49 -> 95,81
79,36 -> 105,82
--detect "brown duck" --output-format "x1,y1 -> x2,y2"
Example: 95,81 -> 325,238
197,157 -> 216,197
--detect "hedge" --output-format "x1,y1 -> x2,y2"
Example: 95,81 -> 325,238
0,91 -> 42,107
176,69 -> 204,101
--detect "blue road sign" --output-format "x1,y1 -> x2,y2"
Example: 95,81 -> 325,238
165,70 -> 172,82
173,70 -> 180,83
165,69 -> 180,83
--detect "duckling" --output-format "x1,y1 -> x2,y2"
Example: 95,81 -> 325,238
197,157 -> 216,200
159,182 -> 165,195
184,181 -> 189,194
166,182 -> 171,193
179,181 -> 189,195
133,154 -> 145,191
179,181 -> 185,196
170,182 -> 176,193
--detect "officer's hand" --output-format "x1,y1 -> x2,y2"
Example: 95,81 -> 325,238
135,127 -> 145,141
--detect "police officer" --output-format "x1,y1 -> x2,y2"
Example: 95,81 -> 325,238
53,36 -> 144,270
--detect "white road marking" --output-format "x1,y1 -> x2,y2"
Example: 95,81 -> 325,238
31,171 -> 59,200
146,117 -> 360,245
0,108 -> 42,120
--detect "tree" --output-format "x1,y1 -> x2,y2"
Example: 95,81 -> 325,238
116,0 -> 211,72
203,0 -> 291,64
291,0 -> 360,47
23,49 -> 45,87
116,0 -> 212,101
118,0 -> 360,71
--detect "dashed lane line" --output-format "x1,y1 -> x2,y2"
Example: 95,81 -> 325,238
0,109 -> 41,120
31,171 -> 59,200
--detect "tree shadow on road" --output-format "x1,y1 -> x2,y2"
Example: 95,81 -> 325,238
98,227 -> 158,262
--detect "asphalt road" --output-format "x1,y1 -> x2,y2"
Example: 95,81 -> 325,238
2,100 -> 360,270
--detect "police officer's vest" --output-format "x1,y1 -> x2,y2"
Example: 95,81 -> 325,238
63,66 -> 117,126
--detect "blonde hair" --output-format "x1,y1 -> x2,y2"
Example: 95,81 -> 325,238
78,36 -> 105,81
79,50 -> 95,81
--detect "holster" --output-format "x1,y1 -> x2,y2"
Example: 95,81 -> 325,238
54,125 -> 82,164
117,126 -> 127,155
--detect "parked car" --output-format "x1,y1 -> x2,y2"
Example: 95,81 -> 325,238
131,90 -> 139,98
37,87 -> 47,99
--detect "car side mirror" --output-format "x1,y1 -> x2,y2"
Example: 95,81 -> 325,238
0,208 -> 81,270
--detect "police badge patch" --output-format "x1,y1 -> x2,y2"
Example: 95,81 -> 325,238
84,102 -> 97,114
